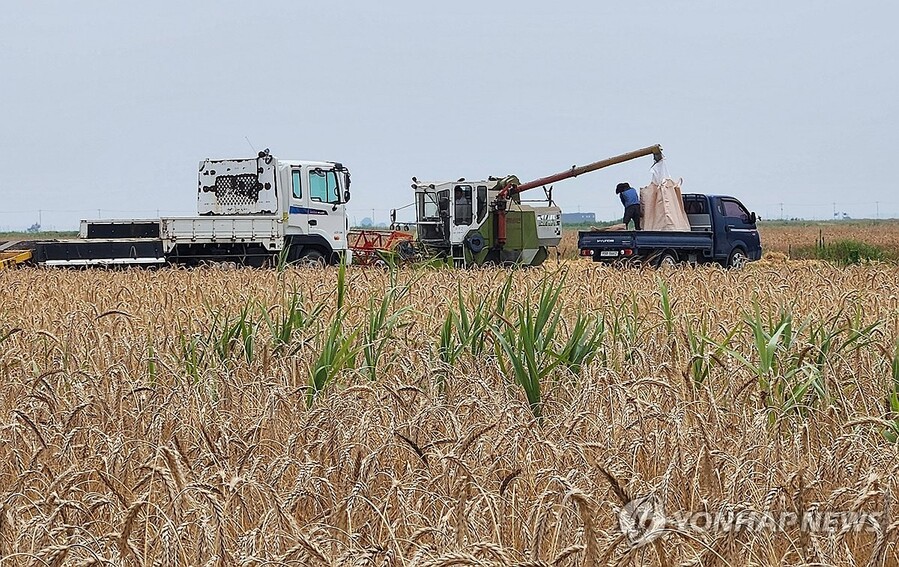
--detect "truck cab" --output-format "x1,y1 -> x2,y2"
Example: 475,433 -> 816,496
280,159 -> 352,263
683,193 -> 761,265
578,193 -> 761,267
164,150 -> 353,265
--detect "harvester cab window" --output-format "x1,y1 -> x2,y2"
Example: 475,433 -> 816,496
310,168 -> 340,204
454,185 -> 473,226
417,192 -> 439,220
291,170 -> 302,199
476,186 -> 487,223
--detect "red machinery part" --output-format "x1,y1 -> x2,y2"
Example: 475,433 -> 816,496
348,229 -> 414,265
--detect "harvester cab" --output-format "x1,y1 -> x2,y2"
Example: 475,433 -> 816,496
411,178 -> 561,267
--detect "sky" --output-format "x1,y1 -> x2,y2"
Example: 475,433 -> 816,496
1,1 -> 897,230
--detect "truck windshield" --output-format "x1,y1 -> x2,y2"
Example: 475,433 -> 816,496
417,191 -> 439,220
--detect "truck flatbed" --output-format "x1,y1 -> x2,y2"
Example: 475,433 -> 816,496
160,216 -> 282,250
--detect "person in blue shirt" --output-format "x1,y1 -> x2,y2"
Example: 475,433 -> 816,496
616,182 -> 642,230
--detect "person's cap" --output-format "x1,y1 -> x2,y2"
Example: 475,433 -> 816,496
616,182 -> 630,193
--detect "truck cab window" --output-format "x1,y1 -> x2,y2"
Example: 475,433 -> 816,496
309,169 -> 340,204
454,185 -> 473,226
683,198 -> 706,214
476,185 -> 487,223
291,170 -> 302,198
721,199 -> 750,222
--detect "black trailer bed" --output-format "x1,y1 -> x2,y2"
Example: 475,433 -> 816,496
31,239 -> 166,266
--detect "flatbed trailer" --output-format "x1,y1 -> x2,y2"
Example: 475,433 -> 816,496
23,216 -> 282,267
29,239 -> 166,267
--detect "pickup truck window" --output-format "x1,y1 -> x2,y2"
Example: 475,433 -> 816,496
310,169 -> 340,204
291,170 -> 302,199
683,199 -> 707,214
720,199 -> 751,222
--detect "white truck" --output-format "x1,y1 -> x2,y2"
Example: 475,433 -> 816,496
31,150 -> 353,266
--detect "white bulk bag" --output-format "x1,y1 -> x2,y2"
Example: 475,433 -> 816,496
639,159 -> 691,231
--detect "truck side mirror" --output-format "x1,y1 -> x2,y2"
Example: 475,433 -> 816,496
750,212 -> 757,224
344,190 -> 351,203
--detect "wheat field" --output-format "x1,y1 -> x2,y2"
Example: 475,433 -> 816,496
1,260 -> 898,566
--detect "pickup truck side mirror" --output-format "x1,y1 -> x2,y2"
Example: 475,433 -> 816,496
750,212 -> 757,224
344,190 -> 351,203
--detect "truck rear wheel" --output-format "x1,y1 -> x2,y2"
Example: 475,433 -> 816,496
657,252 -> 678,268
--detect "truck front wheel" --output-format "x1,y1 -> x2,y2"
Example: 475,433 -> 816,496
727,248 -> 748,269
294,248 -> 327,267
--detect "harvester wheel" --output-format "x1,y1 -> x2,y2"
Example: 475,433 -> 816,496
465,233 -> 486,254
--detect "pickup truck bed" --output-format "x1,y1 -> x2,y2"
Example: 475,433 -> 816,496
579,229 -> 714,263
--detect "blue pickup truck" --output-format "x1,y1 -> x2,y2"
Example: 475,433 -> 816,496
578,193 -> 762,267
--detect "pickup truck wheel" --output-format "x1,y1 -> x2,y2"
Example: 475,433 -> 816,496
728,249 -> 748,269
657,252 -> 678,268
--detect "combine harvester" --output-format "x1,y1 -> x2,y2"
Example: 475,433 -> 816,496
2,144 -> 691,269
402,145 -> 664,266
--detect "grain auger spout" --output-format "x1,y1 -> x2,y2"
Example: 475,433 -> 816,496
492,144 -> 663,247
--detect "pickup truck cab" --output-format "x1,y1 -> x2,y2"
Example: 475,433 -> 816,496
578,193 -> 761,267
